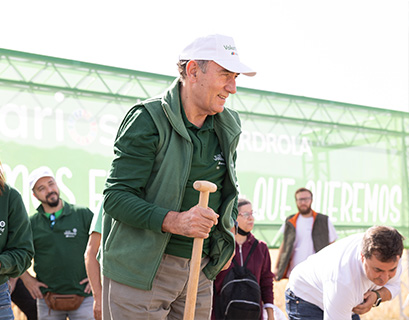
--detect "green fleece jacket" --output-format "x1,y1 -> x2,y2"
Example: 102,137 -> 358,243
102,78 -> 241,290
0,184 -> 34,284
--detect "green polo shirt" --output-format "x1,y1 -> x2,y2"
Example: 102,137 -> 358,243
30,201 -> 93,296
164,104 -> 226,259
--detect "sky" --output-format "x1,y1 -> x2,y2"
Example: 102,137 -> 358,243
1,0 -> 408,112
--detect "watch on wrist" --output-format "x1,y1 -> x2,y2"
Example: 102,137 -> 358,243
372,290 -> 382,307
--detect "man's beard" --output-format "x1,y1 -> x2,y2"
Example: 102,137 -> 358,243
298,205 -> 312,215
46,192 -> 60,207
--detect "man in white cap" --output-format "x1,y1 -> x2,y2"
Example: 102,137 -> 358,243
20,166 -> 94,319
101,34 -> 256,319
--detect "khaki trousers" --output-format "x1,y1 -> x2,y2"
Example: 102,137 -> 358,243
102,253 -> 212,320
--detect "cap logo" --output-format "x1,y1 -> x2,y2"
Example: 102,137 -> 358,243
223,45 -> 238,56
223,45 -> 237,51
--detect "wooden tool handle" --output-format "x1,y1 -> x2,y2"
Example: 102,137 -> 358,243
183,180 -> 217,320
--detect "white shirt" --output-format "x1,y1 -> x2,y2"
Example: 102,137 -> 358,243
279,214 -> 338,276
288,233 -> 402,320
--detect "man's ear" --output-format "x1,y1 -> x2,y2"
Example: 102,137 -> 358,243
185,60 -> 199,82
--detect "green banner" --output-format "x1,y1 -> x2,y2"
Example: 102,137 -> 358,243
1,49 -> 408,247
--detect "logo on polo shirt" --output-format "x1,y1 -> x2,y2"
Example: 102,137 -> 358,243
214,152 -> 226,168
64,228 -> 78,238
0,221 -> 5,236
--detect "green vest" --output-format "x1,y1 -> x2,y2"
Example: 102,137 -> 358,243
102,79 -> 241,290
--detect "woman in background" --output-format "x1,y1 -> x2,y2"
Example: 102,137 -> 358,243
212,198 -> 277,320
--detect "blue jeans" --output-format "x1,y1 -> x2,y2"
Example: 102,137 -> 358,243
285,289 -> 360,320
0,282 -> 14,320
37,296 -> 94,320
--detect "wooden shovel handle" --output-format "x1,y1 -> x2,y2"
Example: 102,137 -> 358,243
183,180 -> 217,320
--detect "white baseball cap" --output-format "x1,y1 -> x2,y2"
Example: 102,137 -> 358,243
29,166 -> 55,190
179,34 -> 256,77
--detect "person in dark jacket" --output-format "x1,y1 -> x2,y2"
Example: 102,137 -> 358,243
212,198 -> 276,320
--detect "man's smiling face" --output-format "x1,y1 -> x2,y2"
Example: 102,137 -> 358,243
192,61 -> 239,116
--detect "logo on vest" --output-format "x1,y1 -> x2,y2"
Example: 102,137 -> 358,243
0,221 -> 5,236
64,228 -> 78,238
214,152 -> 226,169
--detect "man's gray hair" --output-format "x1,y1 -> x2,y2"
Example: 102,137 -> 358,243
177,60 -> 209,82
